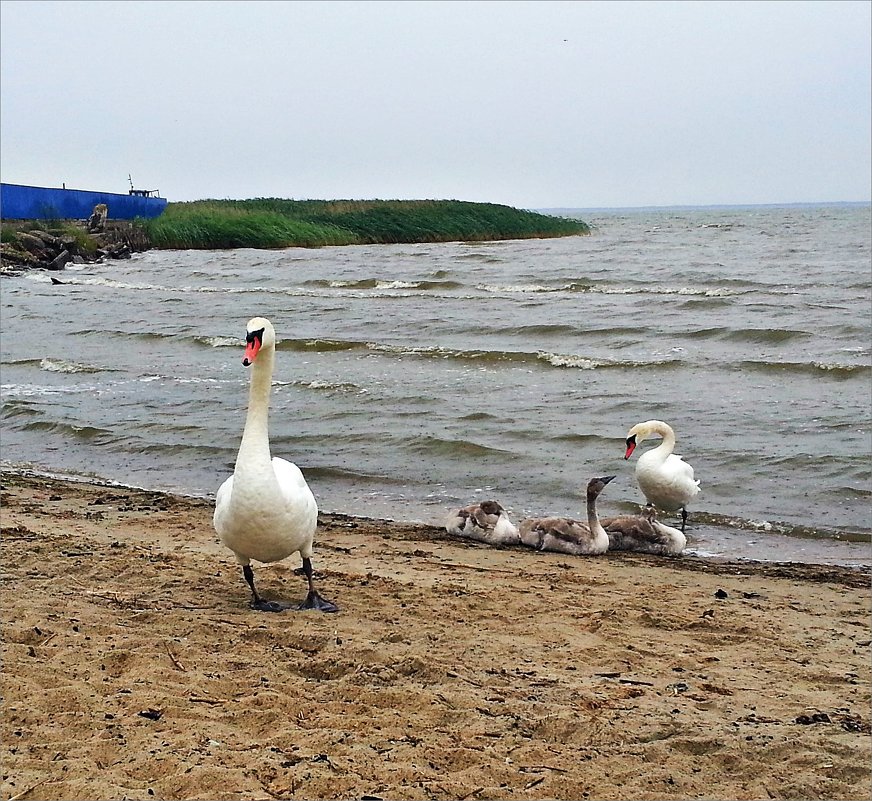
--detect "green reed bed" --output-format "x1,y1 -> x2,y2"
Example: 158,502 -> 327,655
142,204 -> 358,250
141,199 -> 590,249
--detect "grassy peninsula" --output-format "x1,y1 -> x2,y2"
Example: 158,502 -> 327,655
141,198 -> 590,249
1,199 -> 590,271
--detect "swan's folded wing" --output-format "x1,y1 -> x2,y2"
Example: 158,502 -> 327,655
469,507 -> 495,530
603,514 -> 657,537
213,474 -> 234,532
535,517 -> 590,544
670,453 -> 701,486
272,457 -> 318,520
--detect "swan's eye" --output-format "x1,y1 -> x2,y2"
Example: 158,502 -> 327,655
625,435 -> 636,447
246,327 -> 265,345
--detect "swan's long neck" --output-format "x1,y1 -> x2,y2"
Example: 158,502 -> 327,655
586,493 -> 608,546
646,421 -> 676,461
237,345 -> 275,466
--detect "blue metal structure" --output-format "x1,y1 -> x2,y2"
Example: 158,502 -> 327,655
0,182 -> 168,220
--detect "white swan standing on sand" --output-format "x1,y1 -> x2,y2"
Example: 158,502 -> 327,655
518,476 -> 615,555
623,419 -> 700,533
601,505 -> 687,556
213,317 -> 337,613
445,500 -> 521,546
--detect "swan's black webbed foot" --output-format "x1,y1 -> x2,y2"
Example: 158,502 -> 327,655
297,557 -> 338,612
242,564 -> 291,613
298,590 -> 339,613
251,598 -> 291,613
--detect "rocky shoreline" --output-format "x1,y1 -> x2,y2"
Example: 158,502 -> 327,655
0,218 -> 150,276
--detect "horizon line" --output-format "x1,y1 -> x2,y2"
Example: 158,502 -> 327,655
536,200 -> 871,212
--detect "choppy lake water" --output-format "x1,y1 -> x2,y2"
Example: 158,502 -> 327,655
2,204 -> 870,566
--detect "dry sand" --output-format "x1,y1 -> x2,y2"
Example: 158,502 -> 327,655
1,471 -> 870,801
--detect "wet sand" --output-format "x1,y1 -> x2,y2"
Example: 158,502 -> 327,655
2,471 -> 870,801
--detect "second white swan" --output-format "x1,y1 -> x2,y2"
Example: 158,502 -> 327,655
623,419 -> 700,533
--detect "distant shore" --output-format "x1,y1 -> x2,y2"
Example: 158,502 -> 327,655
1,198 -> 590,272
141,198 -> 591,250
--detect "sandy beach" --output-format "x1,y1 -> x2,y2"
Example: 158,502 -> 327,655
1,470 -> 870,801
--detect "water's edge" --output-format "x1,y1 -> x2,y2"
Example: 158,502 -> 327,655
4,465 -> 870,577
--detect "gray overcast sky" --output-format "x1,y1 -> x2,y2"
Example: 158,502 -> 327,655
1,0 -> 869,209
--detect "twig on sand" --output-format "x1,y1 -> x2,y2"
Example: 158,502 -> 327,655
437,560 -> 514,574
523,764 -> 569,774
8,776 -> 50,801
165,642 -> 186,671
447,670 -> 484,687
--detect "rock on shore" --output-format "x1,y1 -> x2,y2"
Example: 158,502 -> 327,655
0,219 -> 150,276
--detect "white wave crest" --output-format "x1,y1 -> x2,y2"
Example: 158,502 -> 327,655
301,380 -> 368,394
365,342 -> 449,357
478,283 -> 558,293
2,382 -> 98,397
40,358 -> 101,374
536,351 -> 608,370
201,336 -> 242,348
538,352 -> 602,369
536,352 -> 678,370
376,280 -> 418,289
813,361 -> 865,373
478,282 -> 738,297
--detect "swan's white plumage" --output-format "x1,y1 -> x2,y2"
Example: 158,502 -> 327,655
213,317 -> 317,569
625,420 -> 700,512
214,457 -> 317,566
